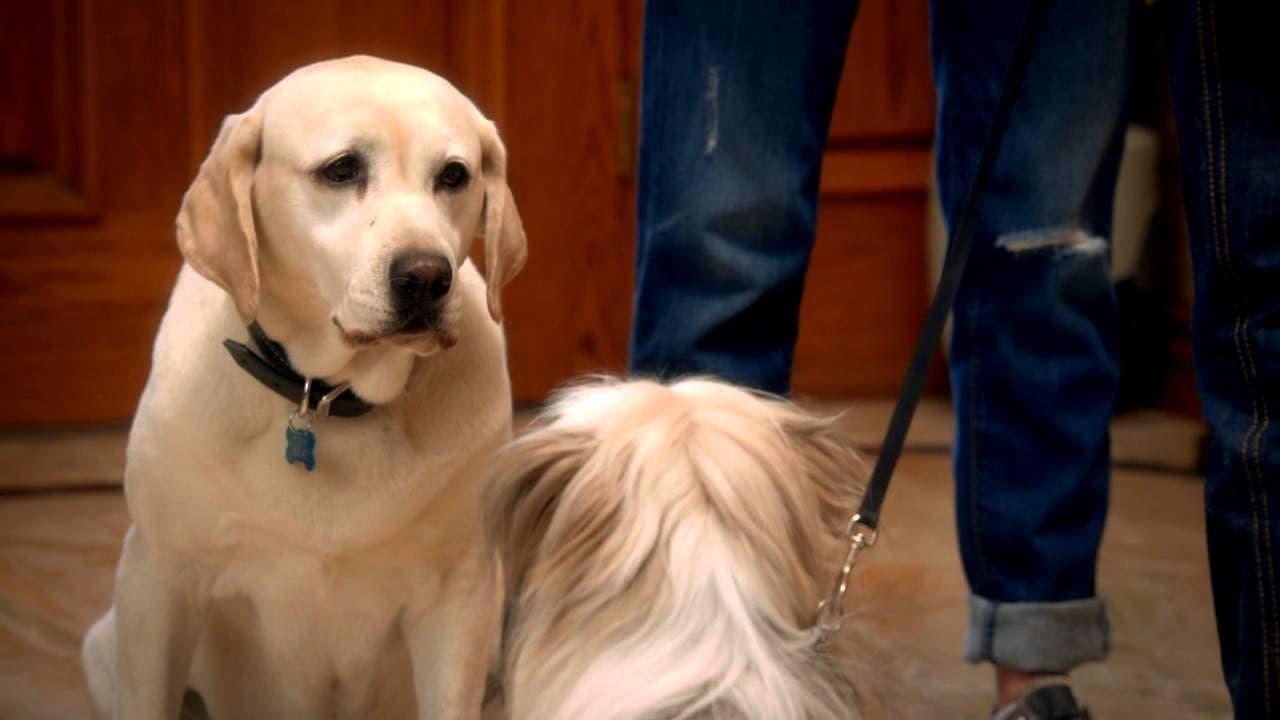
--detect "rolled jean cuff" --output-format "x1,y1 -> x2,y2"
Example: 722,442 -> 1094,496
964,594 -> 1110,672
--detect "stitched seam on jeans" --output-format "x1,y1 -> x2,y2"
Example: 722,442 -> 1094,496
1196,3 -> 1270,703
1210,2 -> 1280,704
1199,1 -> 1275,711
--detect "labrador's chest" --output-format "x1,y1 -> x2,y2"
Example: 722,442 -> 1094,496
206,407 -> 474,549
189,537 -> 438,719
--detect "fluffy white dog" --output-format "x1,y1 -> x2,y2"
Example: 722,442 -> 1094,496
485,377 -> 867,720
82,56 -> 525,720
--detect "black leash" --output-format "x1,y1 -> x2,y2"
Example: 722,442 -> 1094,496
816,0 -> 1048,639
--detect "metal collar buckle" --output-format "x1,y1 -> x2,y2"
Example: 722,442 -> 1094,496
287,377 -> 352,431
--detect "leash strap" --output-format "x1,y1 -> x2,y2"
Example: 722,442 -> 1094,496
817,0 -> 1048,639
222,322 -> 376,418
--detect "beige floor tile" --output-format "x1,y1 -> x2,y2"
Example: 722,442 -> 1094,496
0,491 -> 128,720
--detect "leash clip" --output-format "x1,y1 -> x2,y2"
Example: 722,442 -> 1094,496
814,513 -> 878,645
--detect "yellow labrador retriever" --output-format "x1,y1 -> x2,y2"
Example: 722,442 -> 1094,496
81,56 -> 525,719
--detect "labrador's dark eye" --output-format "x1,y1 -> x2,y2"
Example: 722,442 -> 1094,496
321,154 -> 364,185
436,160 -> 469,191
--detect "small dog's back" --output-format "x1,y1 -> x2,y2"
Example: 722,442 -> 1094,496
486,377 -> 867,720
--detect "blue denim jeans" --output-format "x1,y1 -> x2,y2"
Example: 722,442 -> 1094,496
630,0 -> 859,395
932,0 -> 1131,673
632,0 -> 1280,712
632,0 -> 1121,674
1165,2 -> 1280,715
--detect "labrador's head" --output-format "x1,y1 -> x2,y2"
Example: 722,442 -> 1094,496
176,56 -> 526,356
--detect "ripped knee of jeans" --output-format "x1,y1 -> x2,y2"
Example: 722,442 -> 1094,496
995,226 -> 1107,256
704,65 -> 719,156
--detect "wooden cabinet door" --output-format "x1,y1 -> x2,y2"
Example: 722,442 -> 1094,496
451,2 -> 641,402
0,0 -> 191,427
796,0 -> 936,396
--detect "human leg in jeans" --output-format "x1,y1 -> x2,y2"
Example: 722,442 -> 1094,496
930,0 -> 1133,705
628,0 -> 859,395
1166,1 -> 1280,714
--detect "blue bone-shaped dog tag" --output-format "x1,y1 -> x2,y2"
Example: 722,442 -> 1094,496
286,423 -> 317,471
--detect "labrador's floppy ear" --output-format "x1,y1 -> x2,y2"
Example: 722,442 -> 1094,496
176,107 -> 264,324
477,118 -> 527,324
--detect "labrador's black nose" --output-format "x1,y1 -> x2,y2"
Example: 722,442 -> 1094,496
389,252 -> 453,317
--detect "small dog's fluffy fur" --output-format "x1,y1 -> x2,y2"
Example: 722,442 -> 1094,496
485,377 -> 867,720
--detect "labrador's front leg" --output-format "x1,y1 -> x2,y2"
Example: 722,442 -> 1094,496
405,551 -> 501,720
113,526 -> 210,719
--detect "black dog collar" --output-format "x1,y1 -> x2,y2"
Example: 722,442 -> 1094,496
222,323 -> 375,418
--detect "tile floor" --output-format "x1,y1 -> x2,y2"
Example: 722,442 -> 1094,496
0,401 -> 1228,718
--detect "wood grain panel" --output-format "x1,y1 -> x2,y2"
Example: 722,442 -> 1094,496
828,0 -> 935,143
0,0 -> 96,219
793,198 -> 930,396
185,1 -> 453,172
0,0 -> 189,426
482,1 -> 638,401
446,2 -> 509,122
820,146 -> 931,196
799,0 -> 935,395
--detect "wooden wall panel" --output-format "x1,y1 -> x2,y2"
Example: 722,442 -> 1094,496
0,0 -> 190,426
462,1 -> 639,401
0,0 -> 96,218
793,198 -> 929,395
794,0 -> 935,396
184,1 -> 453,171
829,0 -> 936,143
